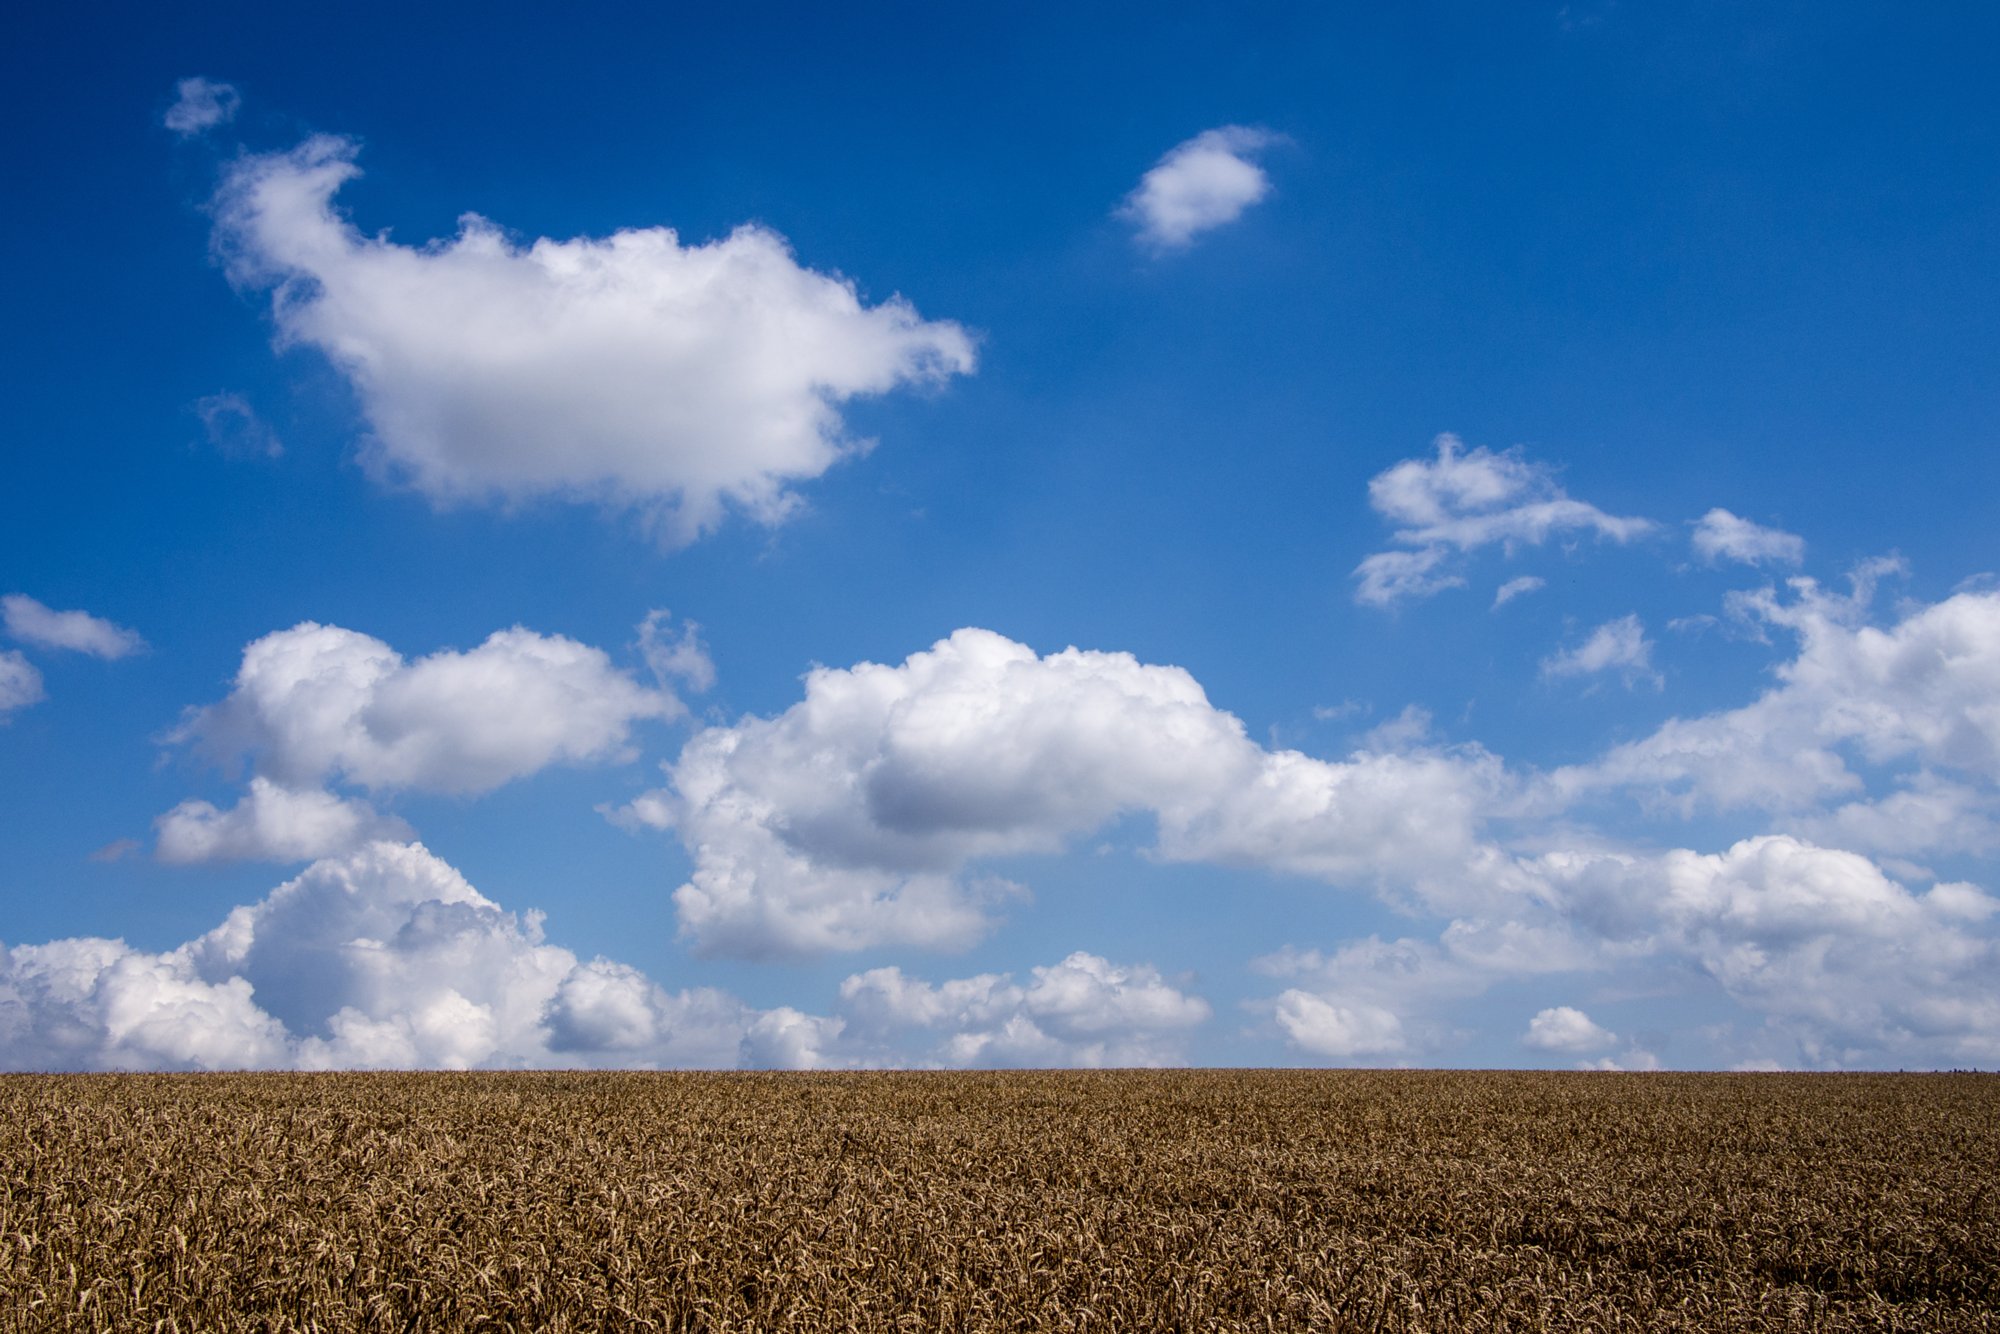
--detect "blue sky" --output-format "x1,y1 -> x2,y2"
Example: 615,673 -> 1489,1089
3,2 -> 1997,1070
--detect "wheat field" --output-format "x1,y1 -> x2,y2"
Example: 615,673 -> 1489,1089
1,1070 -> 1993,1331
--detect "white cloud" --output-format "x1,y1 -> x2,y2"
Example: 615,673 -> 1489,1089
163,77 -> 239,137
604,590 -> 1999,1064
1691,508 -> 1805,567
1529,834 -> 2000,1067
213,135 -> 975,544
1541,614 -> 1661,689
1793,774 -> 2000,859
1492,575 -> 1546,609
2,595 -> 146,659
1564,582 -> 2000,820
1254,921 -> 1602,1064
637,608 -> 714,694
0,841 -> 1209,1073
622,627 -> 1507,956
0,652 -> 43,720
1354,436 -> 1654,606
1353,546 -> 1464,607
1523,1005 -> 1617,1053
1120,126 -> 1279,250
0,936 -> 289,1072
0,841 -> 771,1072
1252,823 -> 2000,1070
171,622 -> 676,798
154,778 -> 409,865
1272,992 -> 1408,1060
839,952 -> 1209,1068
742,1008 -> 850,1071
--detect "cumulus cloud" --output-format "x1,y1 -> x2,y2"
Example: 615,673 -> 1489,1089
0,843 -> 764,1071
840,952 -> 1210,1067
1563,580 -> 2000,820
1526,834 -> 2000,1067
1792,774 -> 2000,860
1271,992 -> 1409,1060
0,937 -> 289,1072
212,135 -> 975,544
620,627 -> 1507,956
0,841 -> 1208,1072
1523,1005 -> 1617,1053
0,652 -> 43,720
0,843 -> 710,1071
1242,565 -> 2000,1068
1354,436 -> 1655,607
1541,614 -> 1661,689
155,620 -> 676,863
602,586 -> 1999,1064
2,595 -> 146,659
1255,922 -> 1602,1064
172,621 -> 675,797
154,778 -> 409,865
1691,508 -> 1805,567
163,77 -> 239,137
1120,126 -> 1279,250
1252,823 -> 2000,1069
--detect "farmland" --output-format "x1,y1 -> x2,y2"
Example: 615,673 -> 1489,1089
1,1070 -> 1994,1331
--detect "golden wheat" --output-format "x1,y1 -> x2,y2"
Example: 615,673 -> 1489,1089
0,1070 -> 1993,1331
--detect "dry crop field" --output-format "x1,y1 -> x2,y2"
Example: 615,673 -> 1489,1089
0,1070 -> 1994,1332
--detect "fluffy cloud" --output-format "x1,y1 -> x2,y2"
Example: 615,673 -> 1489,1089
1529,835 -> 2000,1067
623,627 -> 1507,956
608,580 -> 1999,1064
0,841 -> 1207,1072
213,136 -> 975,544
840,953 -> 1210,1067
154,778 -> 408,865
1565,580 -> 2000,821
1792,774 -> 2000,860
1271,992 -> 1409,1060
0,937 -> 289,1073
1255,922 -> 1602,1064
2,595 -> 146,659
1541,614 -> 1661,689
163,77 -> 239,137
0,842 -> 759,1072
173,622 -> 675,797
157,621 -> 675,863
1253,825 -> 1999,1069
1354,436 -> 1654,606
0,652 -> 42,720
1522,1005 -> 1617,1053
1691,508 -> 1805,567
1120,126 -> 1279,250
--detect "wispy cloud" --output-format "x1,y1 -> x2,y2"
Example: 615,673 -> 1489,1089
1355,435 -> 1654,607
163,77 -> 239,137
1691,508 -> 1805,567
2,595 -> 146,660
1541,614 -> 1661,689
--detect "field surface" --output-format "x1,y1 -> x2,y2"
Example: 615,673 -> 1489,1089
1,1070 -> 1994,1331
